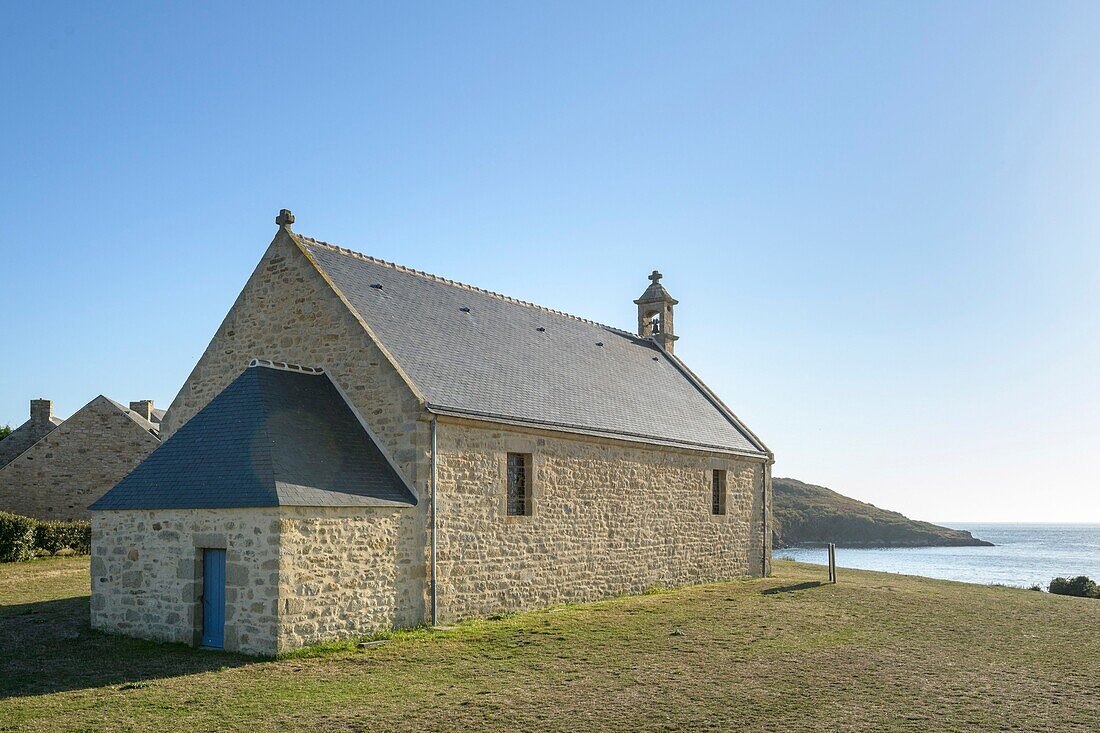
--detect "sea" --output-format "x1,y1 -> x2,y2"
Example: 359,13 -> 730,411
774,523 -> 1100,589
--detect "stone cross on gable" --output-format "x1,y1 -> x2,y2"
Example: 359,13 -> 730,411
649,270 -> 662,283
276,209 -> 295,228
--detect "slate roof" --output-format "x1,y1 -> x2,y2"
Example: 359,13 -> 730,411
297,235 -> 767,456
91,364 -> 417,510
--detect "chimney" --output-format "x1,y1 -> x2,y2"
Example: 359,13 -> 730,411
129,400 -> 155,422
634,270 -> 679,354
30,399 -> 52,426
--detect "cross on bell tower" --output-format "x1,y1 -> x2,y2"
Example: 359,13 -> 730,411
634,270 -> 679,354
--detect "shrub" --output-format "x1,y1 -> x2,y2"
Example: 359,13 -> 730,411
1048,576 -> 1100,599
0,512 -> 90,561
66,520 -> 92,555
34,522 -> 63,555
33,519 -> 91,556
0,511 -> 37,562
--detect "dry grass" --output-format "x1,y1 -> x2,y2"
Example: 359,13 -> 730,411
1,557 -> 1098,732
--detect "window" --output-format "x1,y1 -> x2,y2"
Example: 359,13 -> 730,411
507,453 -> 532,516
712,469 -> 727,516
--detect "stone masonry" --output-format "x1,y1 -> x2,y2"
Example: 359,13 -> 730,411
91,506 -> 421,655
154,227 -> 433,623
0,399 -> 61,469
433,418 -> 768,621
158,228 -> 424,478
277,507 -> 423,648
0,397 -> 160,520
91,509 -> 284,655
91,424 -> 766,656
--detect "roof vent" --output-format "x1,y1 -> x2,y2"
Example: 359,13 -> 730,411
370,283 -> 383,290
460,306 -> 471,313
536,327 -> 546,332
596,341 -> 604,346
652,357 -> 660,362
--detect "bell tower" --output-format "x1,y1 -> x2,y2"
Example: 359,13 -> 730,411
634,270 -> 679,354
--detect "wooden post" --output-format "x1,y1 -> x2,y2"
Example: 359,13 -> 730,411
828,543 -> 837,584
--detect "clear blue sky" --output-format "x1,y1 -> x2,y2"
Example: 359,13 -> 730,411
3,2 -> 1098,522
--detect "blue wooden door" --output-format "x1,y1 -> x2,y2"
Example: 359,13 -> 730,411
201,549 -> 226,648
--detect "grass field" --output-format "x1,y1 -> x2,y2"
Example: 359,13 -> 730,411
1,557 -> 1097,732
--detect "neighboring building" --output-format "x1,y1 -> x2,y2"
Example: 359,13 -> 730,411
0,399 -> 63,470
0,397 -> 162,520
90,210 -> 773,656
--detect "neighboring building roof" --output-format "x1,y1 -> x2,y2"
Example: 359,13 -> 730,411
106,398 -> 162,437
91,363 -> 417,511
0,395 -> 162,520
0,416 -> 63,470
296,235 -> 767,456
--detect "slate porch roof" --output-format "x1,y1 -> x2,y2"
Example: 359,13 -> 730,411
91,363 -> 416,510
296,234 -> 768,456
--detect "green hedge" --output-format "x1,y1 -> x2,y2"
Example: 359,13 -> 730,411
34,520 -> 92,556
0,512 -> 91,561
0,512 -> 37,562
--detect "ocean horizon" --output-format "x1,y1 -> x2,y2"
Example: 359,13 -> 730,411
774,522 -> 1100,589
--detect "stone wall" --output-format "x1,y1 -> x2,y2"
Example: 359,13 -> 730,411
89,419 -> 769,656
0,397 -> 160,520
0,405 -> 59,470
91,509 -> 284,656
91,506 -> 422,656
433,419 -> 768,622
153,228 -> 435,636
277,507 -> 424,651
158,229 -> 423,488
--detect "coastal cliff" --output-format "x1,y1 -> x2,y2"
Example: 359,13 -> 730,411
772,477 -> 993,548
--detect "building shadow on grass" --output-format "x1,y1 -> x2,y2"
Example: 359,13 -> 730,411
0,595 -> 255,699
761,581 -> 826,595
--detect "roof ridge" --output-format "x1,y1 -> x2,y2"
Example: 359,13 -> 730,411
104,396 -> 160,434
248,358 -> 325,374
295,233 -> 636,337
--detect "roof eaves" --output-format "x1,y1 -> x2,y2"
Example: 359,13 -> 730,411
424,404 -> 769,460
273,482 -> 417,508
653,344 -> 772,457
